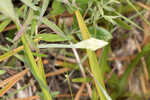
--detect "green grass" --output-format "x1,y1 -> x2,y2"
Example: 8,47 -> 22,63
0,0 -> 150,100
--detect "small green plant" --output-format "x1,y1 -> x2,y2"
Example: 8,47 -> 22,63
0,0 -> 150,100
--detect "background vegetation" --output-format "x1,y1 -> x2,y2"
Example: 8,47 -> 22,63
0,0 -> 150,100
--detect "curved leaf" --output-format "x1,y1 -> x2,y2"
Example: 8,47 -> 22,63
89,26 -> 112,41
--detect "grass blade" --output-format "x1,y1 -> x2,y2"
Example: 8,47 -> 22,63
75,10 -> 108,100
0,39 -> 39,63
38,37 -> 108,51
119,43 -> 150,93
0,46 -> 24,62
21,35 -> 52,100
36,33 -> 71,42
20,0 -> 38,11
127,0 -> 150,27
100,45 -> 111,76
115,11 -> 143,31
38,0 -> 49,22
42,17 -> 65,37
0,0 -> 19,24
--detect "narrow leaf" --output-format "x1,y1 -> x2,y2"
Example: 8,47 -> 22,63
36,33 -> 71,42
115,11 -> 143,30
38,0 -> 49,25
119,43 -> 150,93
0,46 -> 24,62
72,77 -> 91,83
0,0 -> 19,23
74,38 -> 108,50
38,38 -> 108,51
42,17 -> 65,37
75,10 -> 108,100
89,26 -> 112,41
20,0 -> 39,10
21,35 -> 52,100
114,18 -> 132,30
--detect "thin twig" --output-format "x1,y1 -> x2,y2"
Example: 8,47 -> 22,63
137,2 -> 150,12
45,68 -> 71,77
74,83 -> 86,100
71,43 -> 92,97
